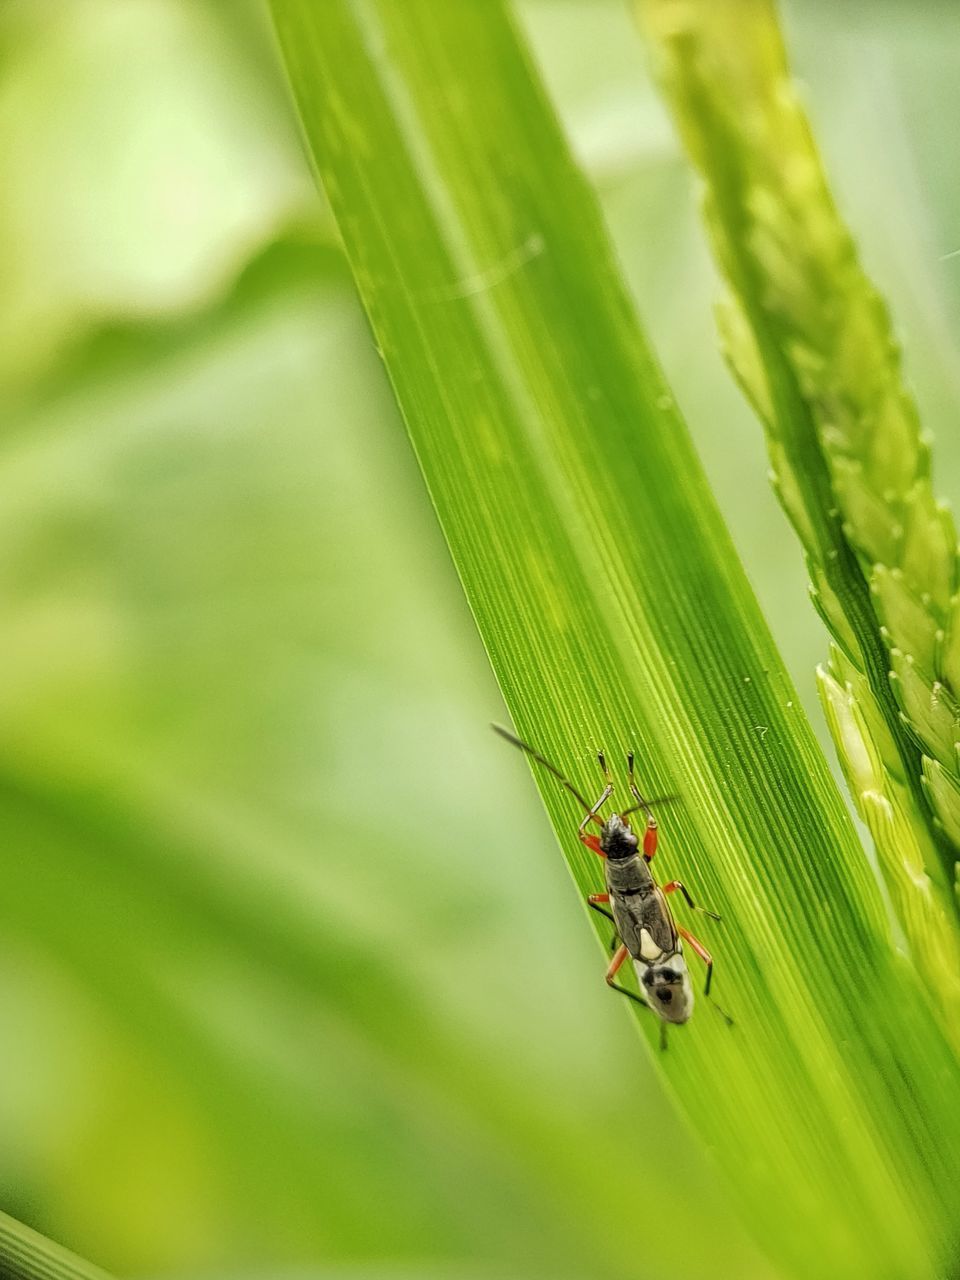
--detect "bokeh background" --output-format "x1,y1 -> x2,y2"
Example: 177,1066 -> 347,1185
2,2 -> 959,1278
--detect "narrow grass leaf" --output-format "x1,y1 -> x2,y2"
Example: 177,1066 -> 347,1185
268,3 -> 960,1276
0,1210 -> 113,1280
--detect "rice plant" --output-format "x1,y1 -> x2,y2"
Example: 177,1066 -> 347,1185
268,2 -> 960,1278
6,3 -> 960,1279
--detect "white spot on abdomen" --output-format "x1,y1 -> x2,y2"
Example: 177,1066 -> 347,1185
638,928 -> 664,962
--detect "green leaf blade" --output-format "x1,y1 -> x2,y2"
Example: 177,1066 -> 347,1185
269,3 -> 960,1276
0,1210 -> 113,1280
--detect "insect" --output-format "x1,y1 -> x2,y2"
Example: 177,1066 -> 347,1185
494,725 -> 731,1049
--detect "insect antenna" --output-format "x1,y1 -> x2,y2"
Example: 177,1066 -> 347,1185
492,725 -> 605,824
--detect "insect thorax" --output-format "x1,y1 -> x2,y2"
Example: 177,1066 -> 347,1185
604,850 -> 653,896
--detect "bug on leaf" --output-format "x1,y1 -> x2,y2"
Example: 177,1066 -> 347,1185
494,725 -> 732,1049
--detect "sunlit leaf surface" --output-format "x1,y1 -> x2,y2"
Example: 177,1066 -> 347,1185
5,2 -> 960,1279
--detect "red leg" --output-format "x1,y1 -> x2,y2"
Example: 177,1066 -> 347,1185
626,753 -> 660,861
662,881 -> 721,920
605,944 -> 629,984
603,942 -> 659,1024
678,925 -> 734,1025
587,895 -> 618,952
579,832 -> 604,857
676,924 -> 712,989
676,926 -> 729,1023
643,818 -> 658,860
605,944 -> 664,1048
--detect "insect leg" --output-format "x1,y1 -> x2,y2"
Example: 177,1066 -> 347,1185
579,832 -> 604,857
622,754 -> 658,858
662,880 -> 721,921
604,944 -> 666,1047
675,925 -> 714,993
578,766 -> 613,837
606,943 -> 629,983
573,749 -> 617,838
606,945 -> 648,1001
587,895 -> 614,928
621,753 -> 679,859
676,925 -> 735,1026
587,895 -> 619,952
642,819 -> 658,861
605,945 -> 649,1004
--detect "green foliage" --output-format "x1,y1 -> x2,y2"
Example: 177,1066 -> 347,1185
0,8 -> 767,1278
7,3 -> 960,1279
640,0 -> 960,1038
0,1212 -> 112,1280
0,1211 -> 111,1280
269,2 -> 960,1277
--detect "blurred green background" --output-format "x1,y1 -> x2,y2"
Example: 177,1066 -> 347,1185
2,2 -> 959,1278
